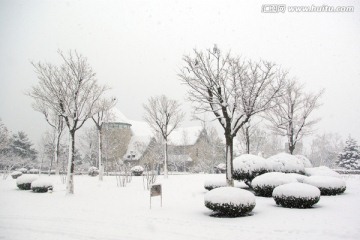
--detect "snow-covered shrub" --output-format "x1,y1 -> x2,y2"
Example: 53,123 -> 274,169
214,163 -> 226,173
17,168 -> 27,173
252,172 -> 297,197
16,174 -> 38,190
303,176 -> 346,195
204,179 -> 227,191
29,168 -> 39,174
204,187 -> 256,217
88,167 -> 99,177
295,155 -> 313,168
11,171 -> 22,179
286,173 -> 308,183
267,153 -> 305,174
305,166 -> 340,178
233,154 -> 272,185
131,166 -> 144,176
31,178 -> 54,193
272,182 -> 320,208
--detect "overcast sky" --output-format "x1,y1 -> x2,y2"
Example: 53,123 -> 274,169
0,0 -> 359,147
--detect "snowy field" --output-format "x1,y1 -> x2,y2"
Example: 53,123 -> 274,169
0,174 -> 359,240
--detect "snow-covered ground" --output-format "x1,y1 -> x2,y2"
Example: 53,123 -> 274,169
0,174 -> 359,240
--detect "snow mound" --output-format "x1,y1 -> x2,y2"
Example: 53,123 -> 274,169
303,176 -> 346,195
267,153 -> 305,173
295,155 -> 313,168
216,163 -> 226,170
233,154 -> 272,182
204,179 -> 227,190
252,172 -> 297,188
233,154 -> 270,173
273,182 -> 320,198
29,169 -> 39,174
10,171 -> 22,179
17,168 -> 27,173
286,173 -> 308,183
131,166 -> 144,172
205,187 -> 255,205
272,182 -> 321,208
305,166 -> 340,178
31,178 -> 53,188
16,174 -> 38,185
303,176 -> 345,189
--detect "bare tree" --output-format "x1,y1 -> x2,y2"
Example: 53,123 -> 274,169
28,50 -> 108,194
143,95 -> 185,178
237,119 -> 265,155
91,98 -> 116,181
264,79 -> 324,154
31,102 -> 65,175
179,46 -> 285,186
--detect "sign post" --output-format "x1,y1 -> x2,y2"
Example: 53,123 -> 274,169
150,184 -> 162,209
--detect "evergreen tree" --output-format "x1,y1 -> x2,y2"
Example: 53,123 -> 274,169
337,136 -> 360,170
10,131 -> 37,160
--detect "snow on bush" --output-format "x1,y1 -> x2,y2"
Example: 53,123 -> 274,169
17,168 -> 27,173
233,154 -> 272,184
88,166 -> 99,177
286,173 -> 308,183
31,178 -> 54,193
29,168 -> 39,174
295,155 -> 313,168
272,182 -> 320,208
303,176 -> 346,195
305,166 -> 340,178
204,179 -> 227,191
204,187 -> 256,217
215,163 -> 226,173
11,171 -> 22,179
267,153 -> 305,174
16,174 -> 38,190
131,166 -> 144,176
252,172 -> 297,197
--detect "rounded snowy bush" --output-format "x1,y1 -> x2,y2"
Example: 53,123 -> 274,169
88,166 -> 99,177
131,166 -> 144,176
29,168 -> 40,174
233,154 -> 272,184
303,176 -> 346,195
295,155 -> 313,168
204,179 -> 227,191
286,173 -> 308,183
16,174 -> 39,190
17,168 -> 28,173
214,163 -> 226,173
305,166 -> 340,178
252,172 -> 297,197
31,178 -> 54,193
273,182 -> 320,208
11,171 -> 22,179
204,187 -> 256,217
267,153 -> 305,174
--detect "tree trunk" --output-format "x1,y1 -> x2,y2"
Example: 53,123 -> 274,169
245,126 -> 250,154
66,130 -> 76,194
289,143 -> 295,155
225,134 -> 234,187
49,145 -> 55,176
98,128 -> 103,181
55,130 -> 62,175
164,139 -> 168,178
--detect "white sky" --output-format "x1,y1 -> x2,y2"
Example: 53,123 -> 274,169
0,0 -> 359,146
